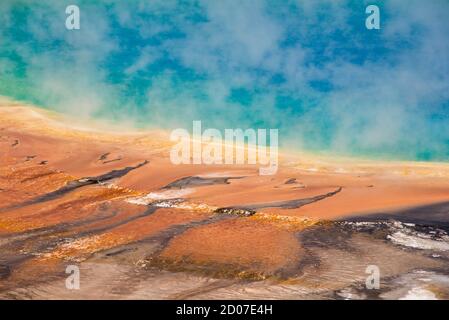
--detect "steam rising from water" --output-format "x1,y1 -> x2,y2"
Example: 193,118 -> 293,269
0,0 -> 448,160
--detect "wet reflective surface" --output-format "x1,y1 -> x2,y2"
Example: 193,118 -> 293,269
1,102 -> 449,299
